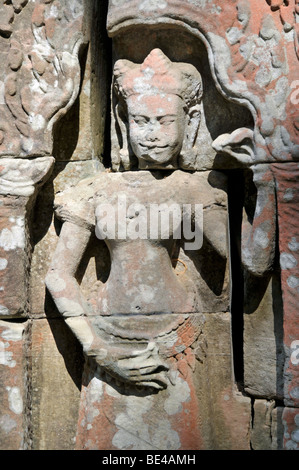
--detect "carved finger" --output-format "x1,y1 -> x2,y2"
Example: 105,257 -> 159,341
127,364 -> 168,376
137,382 -> 165,390
133,374 -> 169,390
130,341 -> 157,358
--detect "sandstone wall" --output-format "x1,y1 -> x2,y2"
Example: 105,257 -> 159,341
0,0 -> 298,450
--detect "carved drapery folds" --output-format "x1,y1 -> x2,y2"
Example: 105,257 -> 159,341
0,0 -> 298,450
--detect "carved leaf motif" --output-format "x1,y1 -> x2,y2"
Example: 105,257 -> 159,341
0,2 -> 14,38
5,71 -> 31,139
2,0 -> 84,155
0,0 -> 28,37
12,0 -> 28,14
26,2 -> 82,129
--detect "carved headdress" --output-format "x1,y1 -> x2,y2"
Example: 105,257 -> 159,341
113,48 -> 202,109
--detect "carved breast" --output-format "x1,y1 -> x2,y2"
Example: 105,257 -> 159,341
94,170 -> 192,243
54,169 -> 227,316
93,171 -> 199,315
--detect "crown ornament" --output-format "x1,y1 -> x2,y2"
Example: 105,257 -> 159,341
113,49 -> 202,108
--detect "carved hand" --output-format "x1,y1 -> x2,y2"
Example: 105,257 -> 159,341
96,342 -> 170,391
212,127 -> 255,166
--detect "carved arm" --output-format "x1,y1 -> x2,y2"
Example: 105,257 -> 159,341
203,208 -> 228,258
241,164 -> 277,276
212,128 -> 277,275
45,221 -> 93,318
45,220 -> 170,389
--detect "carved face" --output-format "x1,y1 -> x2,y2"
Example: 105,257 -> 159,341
127,94 -> 186,169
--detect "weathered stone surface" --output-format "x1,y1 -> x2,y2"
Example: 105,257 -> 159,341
244,273 -> 284,399
45,51 -> 230,413
108,1 -> 299,166
271,406 -> 284,451
0,0 -> 88,157
0,0 -> 297,452
0,157 -> 54,197
195,312 -> 251,450
0,157 -> 54,318
271,163 -> 299,409
48,169 -> 227,316
250,400 -> 283,450
0,320 -> 28,450
106,9 -> 299,445
75,312 -> 251,450
241,161 -> 299,420
52,47 -> 94,163
0,196 -> 28,318
30,318 -> 84,450
111,48 -> 203,171
43,48 -> 234,450
282,407 -> 299,450
76,314 -> 205,450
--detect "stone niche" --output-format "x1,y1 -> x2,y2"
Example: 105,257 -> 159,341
0,0 -> 298,451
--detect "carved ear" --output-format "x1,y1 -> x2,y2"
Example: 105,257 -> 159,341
212,127 -> 255,165
179,105 -> 201,170
111,100 -> 132,171
184,105 -> 201,149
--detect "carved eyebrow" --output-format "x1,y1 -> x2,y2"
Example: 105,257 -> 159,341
158,115 -> 177,119
130,114 -> 177,119
131,115 -> 148,119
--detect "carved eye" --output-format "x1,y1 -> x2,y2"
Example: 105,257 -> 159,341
133,116 -> 147,127
159,116 -> 176,126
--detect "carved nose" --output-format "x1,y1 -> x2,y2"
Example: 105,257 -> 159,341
146,133 -> 157,142
145,124 -> 159,141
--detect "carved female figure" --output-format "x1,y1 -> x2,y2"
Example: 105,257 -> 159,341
45,49 -> 227,396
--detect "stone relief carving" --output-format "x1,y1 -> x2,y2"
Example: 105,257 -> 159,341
266,0 -> 298,34
212,136 -> 277,277
0,157 -> 54,197
105,1 -> 298,449
0,0 -> 86,322
0,0 -> 297,450
45,49 -> 228,392
0,156 -> 54,318
108,1 -> 299,165
0,0 -> 29,39
0,0 -> 86,157
111,48 -> 202,171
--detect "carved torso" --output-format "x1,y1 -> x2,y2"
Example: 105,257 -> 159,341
54,169 -> 227,316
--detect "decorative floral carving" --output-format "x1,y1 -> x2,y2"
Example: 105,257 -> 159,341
1,0 -> 85,156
